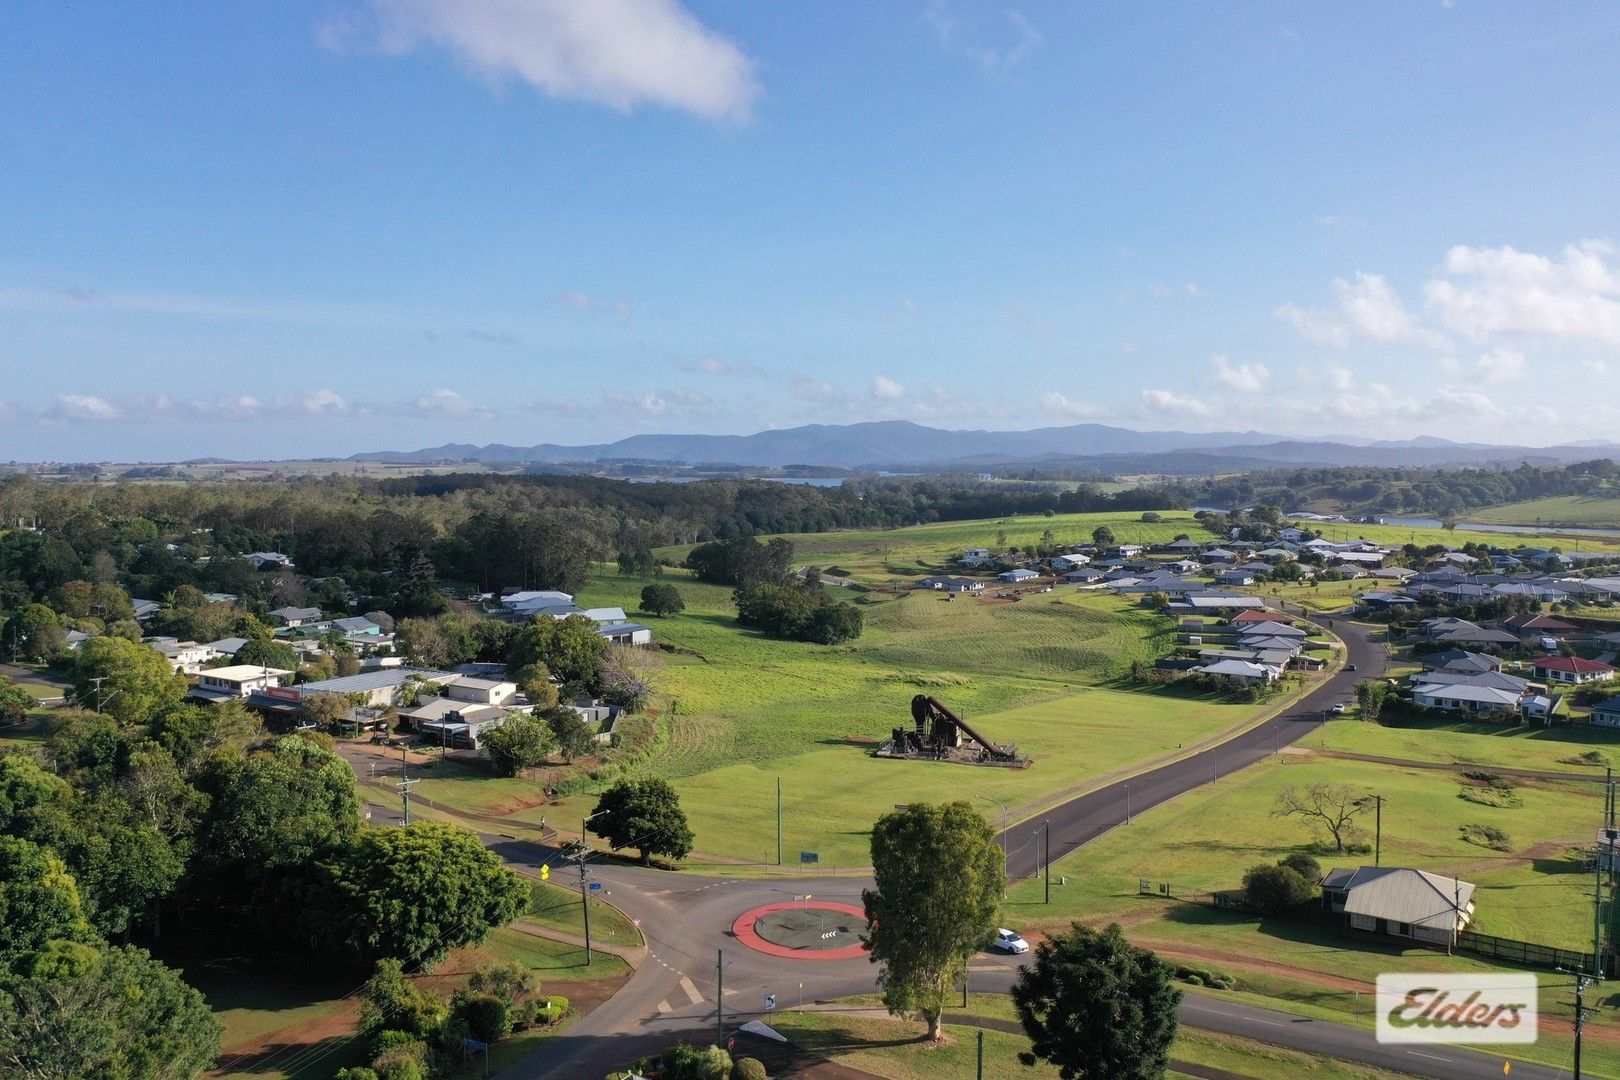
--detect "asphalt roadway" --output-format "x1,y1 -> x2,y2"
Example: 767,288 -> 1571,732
482,609 -> 1566,1079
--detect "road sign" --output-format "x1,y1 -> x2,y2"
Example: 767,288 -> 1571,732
765,994 -> 776,1012
589,881 -> 603,890
540,864 -> 549,881
800,851 -> 819,864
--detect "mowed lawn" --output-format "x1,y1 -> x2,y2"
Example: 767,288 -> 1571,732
1316,713 -> 1620,774
1467,494 -> 1620,528
1002,752 -> 1616,1075
568,569 -> 1269,866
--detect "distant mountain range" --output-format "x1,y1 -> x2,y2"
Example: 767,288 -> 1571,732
352,420 -> 1620,475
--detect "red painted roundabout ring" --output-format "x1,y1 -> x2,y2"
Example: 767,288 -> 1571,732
730,900 -> 870,961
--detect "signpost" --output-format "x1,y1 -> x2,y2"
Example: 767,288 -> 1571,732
800,851 -> 819,864
765,994 -> 776,1012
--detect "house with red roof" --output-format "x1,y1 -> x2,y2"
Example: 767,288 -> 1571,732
1230,609 -> 1292,625
1531,656 -> 1614,686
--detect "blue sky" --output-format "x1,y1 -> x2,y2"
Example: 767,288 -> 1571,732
2,1 -> 1618,460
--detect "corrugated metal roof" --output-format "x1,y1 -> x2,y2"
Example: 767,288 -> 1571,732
1329,867 -> 1475,931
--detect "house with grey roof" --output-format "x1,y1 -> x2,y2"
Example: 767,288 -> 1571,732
269,606 -> 323,628
1321,866 -> 1475,946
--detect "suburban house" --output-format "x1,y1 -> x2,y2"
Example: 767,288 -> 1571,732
1230,610 -> 1293,627
403,698 -> 514,749
918,576 -> 984,593
187,664 -> 293,703
1052,553 -> 1092,570
959,548 -> 992,565
331,616 -> 382,635
257,667 -> 461,711
1411,675 -> 1529,714
1504,613 -> 1581,639
1532,656 -> 1615,686
1214,569 -> 1257,587
245,552 -> 295,569
148,638 -> 218,674
598,620 -> 654,645
1321,866 -> 1475,946
205,636 -> 250,658
1062,568 -> 1106,585
999,568 -> 1040,583
268,606 -> 323,628
1195,658 -> 1281,684
499,590 -> 576,617
1424,649 -> 1501,675
132,598 -> 162,622
1591,697 -> 1620,728
62,629 -> 92,650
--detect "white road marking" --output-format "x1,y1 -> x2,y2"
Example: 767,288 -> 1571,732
679,976 -> 703,1005
1405,1051 -> 1452,1062
656,1000 -> 671,1014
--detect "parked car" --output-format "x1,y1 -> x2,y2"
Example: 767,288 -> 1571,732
1329,703 -> 1348,715
993,929 -> 1030,954
1346,664 -> 1358,672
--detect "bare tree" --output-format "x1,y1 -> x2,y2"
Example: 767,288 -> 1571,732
1273,783 -> 1368,853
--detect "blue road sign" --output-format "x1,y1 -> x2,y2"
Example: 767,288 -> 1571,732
800,851 -> 819,864
589,881 -> 603,890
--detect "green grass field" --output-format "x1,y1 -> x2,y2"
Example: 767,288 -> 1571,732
997,747 -> 1618,1076
1467,494 -> 1620,529
766,1003 -> 1422,1080
1315,713 -> 1620,773
546,568 -> 1285,865
524,879 -> 643,948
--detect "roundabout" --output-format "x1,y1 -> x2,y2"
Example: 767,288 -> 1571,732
730,899 -> 869,961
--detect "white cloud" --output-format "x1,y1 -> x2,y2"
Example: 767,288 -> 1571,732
551,289 -> 633,318
790,376 -> 844,405
871,375 -> 905,400
924,4 -> 1042,73
51,395 -> 122,422
1424,240 -> 1620,346
1211,354 -> 1269,393
1275,272 -> 1439,348
1324,365 -> 1354,392
602,386 -> 720,419
1583,358 -> 1610,376
325,0 -> 761,122
1472,348 -> 1527,383
1184,282 -> 1207,298
298,389 -> 351,415
677,356 -> 762,377
411,388 -> 493,417
1140,388 -> 1210,419
1039,391 -> 1103,420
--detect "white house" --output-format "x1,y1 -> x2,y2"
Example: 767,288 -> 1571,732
998,568 -> 1040,583
959,548 -> 992,565
1531,657 -> 1614,686
445,678 -> 519,707
246,552 -> 295,569
148,638 -> 218,675
1196,658 -> 1280,684
1052,553 -> 1092,570
188,664 -> 293,702
1322,867 -> 1474,946
268,606 -> 323,628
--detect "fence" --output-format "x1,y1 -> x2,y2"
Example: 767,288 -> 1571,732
1139,878 -> 1612,974
1457,930 -> 1610,974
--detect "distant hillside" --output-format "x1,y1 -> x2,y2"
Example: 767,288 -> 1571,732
354,420 -> 1620,473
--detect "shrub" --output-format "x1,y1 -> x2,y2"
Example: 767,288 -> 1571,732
1242,862 -> 1315,914
661,1042 -> 734,1080
454,992 -> 511,1044
1461,824 -> 1513,851
732,1058 -> 770,1080
1279,852 -> 1322,883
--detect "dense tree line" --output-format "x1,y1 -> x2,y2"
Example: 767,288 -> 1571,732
1171,459 -> 1618,518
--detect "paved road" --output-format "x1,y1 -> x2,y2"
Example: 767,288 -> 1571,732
488,614 -> 1576,1079
1007,606 -> 1384,880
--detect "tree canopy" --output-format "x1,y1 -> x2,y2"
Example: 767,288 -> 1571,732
589,778 -> 694,865
1012,921 -> 1181,1080
862,801 -> 1004,1039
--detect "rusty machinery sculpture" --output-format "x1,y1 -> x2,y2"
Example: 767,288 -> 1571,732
874,694 -> 1031,768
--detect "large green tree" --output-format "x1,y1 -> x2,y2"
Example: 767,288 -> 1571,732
1012,922 -> 1181,1080
507,615 -> 608,689
2,603 -> 66,663
544,706 -> 596,764
862,801 -> 1004,1040
589,778 -> 694,865
325,821 -> 527,967
0,837 -> 93,971
482,716 -> 554,777
70,636 -> 183,725
0,940 -> 221,1079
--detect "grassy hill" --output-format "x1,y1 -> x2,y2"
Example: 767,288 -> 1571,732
1466,494 -> 1620,528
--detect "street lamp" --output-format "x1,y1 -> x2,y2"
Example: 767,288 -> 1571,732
579,809 -> 609,964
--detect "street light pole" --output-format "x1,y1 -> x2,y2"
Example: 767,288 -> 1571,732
976,794 -> 1009,898
580,809 -> 608,965
1044,819 -> 1051,905
1125,784 -> 1131,826
777,776 -> 782,867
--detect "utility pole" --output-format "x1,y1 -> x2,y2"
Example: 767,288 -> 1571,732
716,949 -> 725,1042
776,776 -> 782,867
578,836 -> 593,966
1043,819 -> 1051,905
396,765 -> 418,826
1559,967 -> 1602,1080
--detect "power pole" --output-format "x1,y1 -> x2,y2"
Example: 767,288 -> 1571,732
716,949 -> 725,1042
1560,968 -> 1601,1080
396,744 -> 418,825
776,776 -> 782,867
1043,819 -> 1051,905
578,837 -> 593,966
